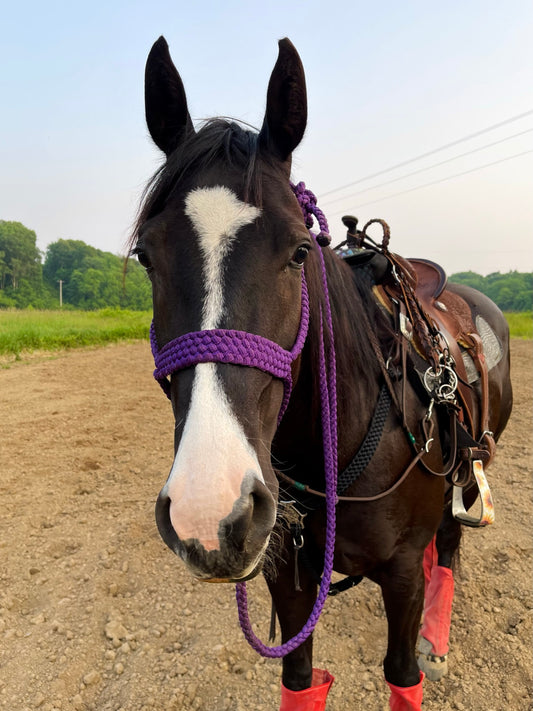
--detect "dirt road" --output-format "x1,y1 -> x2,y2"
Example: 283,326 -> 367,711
0,340 -> 531,710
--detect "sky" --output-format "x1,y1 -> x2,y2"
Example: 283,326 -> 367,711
1,1 -> 532,276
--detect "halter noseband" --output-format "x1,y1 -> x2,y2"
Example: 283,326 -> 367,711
150,275 -> 309,423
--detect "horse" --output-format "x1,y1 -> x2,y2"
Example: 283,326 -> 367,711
132,36 -> 512,710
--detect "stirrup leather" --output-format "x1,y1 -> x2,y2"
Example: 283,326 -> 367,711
452,460 -> 494,527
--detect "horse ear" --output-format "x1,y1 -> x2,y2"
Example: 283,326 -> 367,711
259,38 -> 307,163
145,36 -> 194,156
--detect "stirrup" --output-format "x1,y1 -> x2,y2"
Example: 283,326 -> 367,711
452,460 -> 494,527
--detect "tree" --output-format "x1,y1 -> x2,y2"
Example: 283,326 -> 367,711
0,221 -> 42,291
43,239 -> 152,310
43,239 -> 95,285
0,249 -> 9,290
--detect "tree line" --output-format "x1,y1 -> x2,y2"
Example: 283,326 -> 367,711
0,220 -> 151,310
447,270 -> 532,312
0,219 -> 531,312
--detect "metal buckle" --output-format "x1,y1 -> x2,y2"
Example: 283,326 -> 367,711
399,311 -> 413,341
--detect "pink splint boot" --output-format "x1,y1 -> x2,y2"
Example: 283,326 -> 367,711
418,563 -> 454,680
387,672 -> 424,711
420,565 -> 454,656
279,669 -> 334,710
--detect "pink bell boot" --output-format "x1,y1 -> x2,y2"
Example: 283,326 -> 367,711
420,565 -> 454,656
387,672 -> 424,711
279,669 -> 334,711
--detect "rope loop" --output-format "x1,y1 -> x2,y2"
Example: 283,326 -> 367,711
362,218 -> 391,252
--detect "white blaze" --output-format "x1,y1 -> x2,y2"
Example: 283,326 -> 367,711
185,186 -> 261,329
164,186 -> 263,552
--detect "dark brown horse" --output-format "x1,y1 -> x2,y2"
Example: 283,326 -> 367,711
132,36 -> 512,710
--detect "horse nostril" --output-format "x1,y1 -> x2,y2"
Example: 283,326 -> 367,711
251,484 -> 276,531
222,476 -> 276,552
224,496 -> 254,551
155,490 -> 180,554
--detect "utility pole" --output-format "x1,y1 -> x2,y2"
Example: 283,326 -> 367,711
58,280 -> 63,308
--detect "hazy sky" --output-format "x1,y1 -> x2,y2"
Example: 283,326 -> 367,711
1,1 -> 531,276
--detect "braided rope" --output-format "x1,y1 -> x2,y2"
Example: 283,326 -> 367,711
150,276 -> 309,423
291,181 -> 332,246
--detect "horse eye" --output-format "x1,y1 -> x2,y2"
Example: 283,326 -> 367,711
291,245 -> 310,267
133,248 -> 151,270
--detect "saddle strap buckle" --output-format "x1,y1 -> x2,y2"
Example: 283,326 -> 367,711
452,460 -> 495,527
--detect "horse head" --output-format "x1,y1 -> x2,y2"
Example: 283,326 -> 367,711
137,37 -> 311,582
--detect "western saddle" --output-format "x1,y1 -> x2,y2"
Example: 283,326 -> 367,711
336,216 -> 497,527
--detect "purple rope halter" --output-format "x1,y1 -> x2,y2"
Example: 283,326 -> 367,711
150,277 -> 309,423
150,181 -> 337,658
235,182 -> 337,657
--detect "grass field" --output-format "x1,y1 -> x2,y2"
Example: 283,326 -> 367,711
0,308 -> 151,358
503,312 -> 532,340
0,309 -> 531,360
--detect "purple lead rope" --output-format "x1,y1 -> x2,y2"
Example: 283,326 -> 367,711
235,182 -> 338,657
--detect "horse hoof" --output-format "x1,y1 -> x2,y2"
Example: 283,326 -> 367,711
417,637 -> 448,681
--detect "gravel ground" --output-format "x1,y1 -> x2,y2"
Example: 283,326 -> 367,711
0,340 -> 531,710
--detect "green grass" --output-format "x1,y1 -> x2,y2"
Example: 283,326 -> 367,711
504,312 -> 532,340
0,308 -> 530,360
0,308 -> 151,357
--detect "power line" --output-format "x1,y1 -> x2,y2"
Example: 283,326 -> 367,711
320,109 -> 533,199
328,148 -> 533,216
322,128 -> 533,207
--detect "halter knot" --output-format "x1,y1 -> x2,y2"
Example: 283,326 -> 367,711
291,182 -> 332,246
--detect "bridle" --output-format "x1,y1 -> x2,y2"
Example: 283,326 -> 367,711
150,182 -> 338,658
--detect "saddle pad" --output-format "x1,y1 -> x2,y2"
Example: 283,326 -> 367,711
461,316 -> 504,383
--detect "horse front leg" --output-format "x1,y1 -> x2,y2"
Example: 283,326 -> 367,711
266,539 -> 334,709
379,551 -> 426,710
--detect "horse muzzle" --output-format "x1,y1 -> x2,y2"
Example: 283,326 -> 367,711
154,474 -> 276,582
